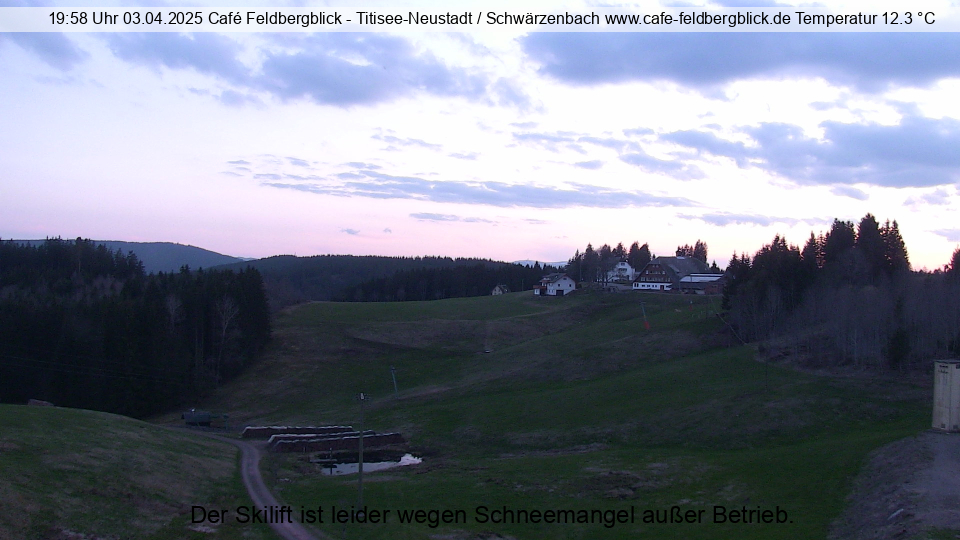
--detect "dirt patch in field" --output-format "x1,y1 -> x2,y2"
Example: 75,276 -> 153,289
573,459 -> 712,500
347,320 -> 486,351
829,431 -> 960,539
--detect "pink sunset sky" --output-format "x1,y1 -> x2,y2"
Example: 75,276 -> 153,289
3,1 -> 960,270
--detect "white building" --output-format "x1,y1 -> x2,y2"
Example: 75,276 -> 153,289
534,274 -> 576,296
606,261 -> 636,282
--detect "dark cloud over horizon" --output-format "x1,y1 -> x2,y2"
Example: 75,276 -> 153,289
98,33 -> 521,107
522,33 -> 960,92
1,32 -> 87,70
662,115 -> 960,188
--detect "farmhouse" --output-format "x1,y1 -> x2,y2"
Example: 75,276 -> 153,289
491,284 -> 510,295
606,261 -> 636,282
633,256 -> 724,294
534,273 -> 576,296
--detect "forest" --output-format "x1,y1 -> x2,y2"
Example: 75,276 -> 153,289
722,214 -> 960,369
0,238 -> 271,417
216,254 -> 542,309
336,261 -> 558,302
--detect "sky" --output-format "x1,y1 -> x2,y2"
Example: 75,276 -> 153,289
2,1 -> 960,269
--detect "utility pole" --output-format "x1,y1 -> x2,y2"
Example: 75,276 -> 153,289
390,366 -> 399,399
357,392 -> 367,517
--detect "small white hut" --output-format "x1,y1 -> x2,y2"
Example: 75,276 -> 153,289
933,360 -> 960,432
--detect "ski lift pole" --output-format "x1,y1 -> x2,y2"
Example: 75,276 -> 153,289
390,366 -> 399,399
357,392 -> 366,516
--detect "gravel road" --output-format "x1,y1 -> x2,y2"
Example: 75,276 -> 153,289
207,434 -> 324,540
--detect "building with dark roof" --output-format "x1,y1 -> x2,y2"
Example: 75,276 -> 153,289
632,256 -> 724,294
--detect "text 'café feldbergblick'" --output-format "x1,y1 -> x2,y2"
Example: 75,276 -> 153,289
220,11 -> 603,27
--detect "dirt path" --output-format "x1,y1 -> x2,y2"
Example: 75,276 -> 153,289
204,433 -> 324,540
830,431 -> 960,539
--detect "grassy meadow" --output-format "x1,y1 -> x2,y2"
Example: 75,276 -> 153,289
0,405 -> 277,540
200,290 -> 930,539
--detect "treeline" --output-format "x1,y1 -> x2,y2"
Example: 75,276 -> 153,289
566,239 -> 719,282
337,262 -> 557,302
0,238 -> 270,417
215,254 -> 532,309
724,214 -> 960,369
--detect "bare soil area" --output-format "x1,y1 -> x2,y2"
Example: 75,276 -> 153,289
829,431 -> 960,540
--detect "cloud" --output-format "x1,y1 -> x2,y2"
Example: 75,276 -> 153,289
105,33 -> 248,83
680,212 -> 830,227
662,115 -> 960,188
219,89 -> 261,107
933,229 -> 960,242
345,162 -> 381,170
577,136 -> 640,153
287,157 -> 310,167
830,186 -> 869,200
660,130 -> 750,167
340,228 -> 360,235
449,152 -> 479,160
228,160 -> 251,165
905,188 -> 953,207
372,133 -> 441,150
253,173 -> 282,180
411,212 -> 459,222
261,169 -> 697,209
1,32 -> 87,71
490,78 -> 534,110
513,131 -> 577,147
619,150 -> 704,180
383,228 -> 392,233
514,131 -> 641,155
516,131 -> 678,175
522,33 -> 960,91
258,34 -> 486,106
102,33 -> 500,107
574,160 -> 604,170
410,213 -> 495,223
624,128 -> 654,137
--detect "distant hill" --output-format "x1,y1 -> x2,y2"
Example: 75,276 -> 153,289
10,239 -> 243,274
214,254 -> 526,309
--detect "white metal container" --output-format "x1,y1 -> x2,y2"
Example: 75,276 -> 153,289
933,360 -> 960,432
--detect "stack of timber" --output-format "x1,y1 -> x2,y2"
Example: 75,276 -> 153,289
271,432 -> 406,453
241,425 -> 354,439
266,430 -> 375,451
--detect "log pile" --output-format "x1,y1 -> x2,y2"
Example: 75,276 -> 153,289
241,425 -> 354,439
271,432 -> 406,453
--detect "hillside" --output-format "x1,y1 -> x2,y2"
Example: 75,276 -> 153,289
195,291 -> 932,539
0,405 -> 276,540
10,239 -> 244,274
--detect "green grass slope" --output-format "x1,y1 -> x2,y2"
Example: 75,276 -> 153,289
0,405 -> 276,540
203,291 -> 930,539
